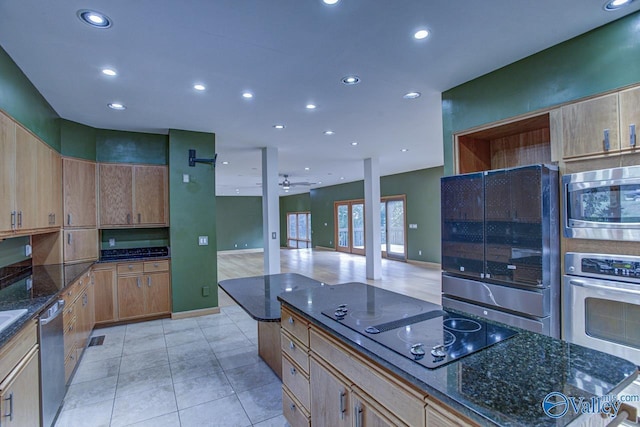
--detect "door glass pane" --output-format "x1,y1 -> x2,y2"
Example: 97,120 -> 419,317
380,202 -> 387,252
387,200 -> 405,256
586,298 -> 640,348
288,214 -> 297,239
337,205 -> 349,248
308,214 -> 312,243
352,204 -> 364,250
298,214 -> 307,240
288,239 -> 296,248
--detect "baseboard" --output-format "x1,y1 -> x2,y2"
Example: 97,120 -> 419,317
171,306 -> 220,319
407,259 -> 441,270
314,246 -> 336,251
217,248 -> 264,255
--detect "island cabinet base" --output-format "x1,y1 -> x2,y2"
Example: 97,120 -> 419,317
257,321 -> 282,379
280,305 -> 479,427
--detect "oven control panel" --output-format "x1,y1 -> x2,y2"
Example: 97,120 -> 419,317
566,252 -> 640,284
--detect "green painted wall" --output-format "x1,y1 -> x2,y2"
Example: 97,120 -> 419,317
0,237 -> 30,269
60,119 -> 97,160
279,193 -> 312,247
442,11 -> 640,175
168,129 -> 217,312
100,229 -> 170,250
97,129 -> 168,165
0,46 -> 60,151
216,197 -> 263,251
310,181 -> 364,249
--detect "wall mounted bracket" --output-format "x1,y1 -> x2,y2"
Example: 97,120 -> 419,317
188,149 -> 217,167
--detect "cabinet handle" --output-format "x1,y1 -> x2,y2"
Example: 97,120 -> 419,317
289,403 -> 296,412
137,277 -> 141,288
67,213 -> 72,225
68,325 -> 73,332
127,213 -> 131,224
17,211 -> 22,228
339,391 -> 346,419
631,124 -> 637,148
10,211 -> 16,229
289,341 -> 295,350
290,367 -> 296,376
147,276 -> 151,287
138,213 -> 141,223
355,404 -> 363,427
603,129 -> 610,151
4,392 -> 13,421
288,316 -> 294,325
67,233 -> 72,245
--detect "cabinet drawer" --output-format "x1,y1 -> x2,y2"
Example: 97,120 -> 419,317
64,345 -> 78,384
143,260 -> 169,273
63,316 -> 77,358
117,262 -> 143,275
426,399 -> 477,427
0,320 -> 37,382
282,354 -> 310,411
281,331 -> 309,374
61,281 -> 80,306
281,306 -> 309,346
283,387 -> 310,427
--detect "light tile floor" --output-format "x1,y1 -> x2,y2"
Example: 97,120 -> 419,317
55,295 -> 288,427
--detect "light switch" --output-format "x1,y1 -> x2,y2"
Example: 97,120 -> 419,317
183,174 -> 190,183
271,232 -> 277,239
198,236 -> 208,245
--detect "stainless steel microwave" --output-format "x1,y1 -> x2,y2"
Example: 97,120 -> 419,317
563,165 -> 640,240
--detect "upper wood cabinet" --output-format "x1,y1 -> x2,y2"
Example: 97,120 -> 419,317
99,163 -> 168,227
619,86 -> 640,154
63,158 -> 97,228
63,229 -> 98,263
14,126 -> 38,231
36,142 -> 62,228
561,93 -> 619,159
0,111 -> 16,233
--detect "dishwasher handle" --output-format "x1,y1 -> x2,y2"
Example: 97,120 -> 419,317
40,300 -> 65,325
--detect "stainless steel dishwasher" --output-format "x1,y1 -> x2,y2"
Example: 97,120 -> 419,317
39,299 -> 65,427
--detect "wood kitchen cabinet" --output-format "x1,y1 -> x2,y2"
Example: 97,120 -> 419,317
0,321 -> 40,427
63,229 -> 98,263
63,157 -> 97,228
619,86 -> 640,156
62,270 -> 95,383
36,142 -> 62,228
117,260 -> 171,320
309,356 -> 350,427
14,126 -> 38,232
92,264 -> 117,325
0,111 -> 16,233
99,163 -> 168,227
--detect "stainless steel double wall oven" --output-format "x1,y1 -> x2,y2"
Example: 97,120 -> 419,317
441,164 -> 561,337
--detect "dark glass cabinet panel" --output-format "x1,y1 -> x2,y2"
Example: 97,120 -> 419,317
441,172 -> 484,279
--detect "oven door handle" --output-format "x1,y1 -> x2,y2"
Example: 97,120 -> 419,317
569,279 -> 640,296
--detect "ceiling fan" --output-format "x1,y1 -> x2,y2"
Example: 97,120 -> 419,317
279,174 -> 316,190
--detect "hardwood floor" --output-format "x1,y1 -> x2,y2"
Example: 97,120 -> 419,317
217,248 -> 443,305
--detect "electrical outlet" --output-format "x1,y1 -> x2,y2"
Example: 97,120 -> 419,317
419,250 -> 422,256
24,244 -> 32,257
202,286 -> 210,297
198,236 -> 208,245
109,238 -> 116,247
183,174 -> 190,183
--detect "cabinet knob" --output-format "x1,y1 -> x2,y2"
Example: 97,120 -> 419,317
289,403 -> 296,412
154,263 -> 159,268
128,265 -> 133,270
289,341 -> 295,350
290,367 -> 296,376
288,316 -> 294,325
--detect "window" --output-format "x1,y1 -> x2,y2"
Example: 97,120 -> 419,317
287,212 -> 311,249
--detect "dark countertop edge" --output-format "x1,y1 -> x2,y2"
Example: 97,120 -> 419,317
218,285 -> 279,322
278,299 -> 639,427
0,262 -> 95,349
96,255 -> 171,263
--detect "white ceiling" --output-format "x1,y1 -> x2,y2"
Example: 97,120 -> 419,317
1,1 -> 638,196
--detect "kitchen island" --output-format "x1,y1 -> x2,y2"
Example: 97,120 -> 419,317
278,282 -> 638,427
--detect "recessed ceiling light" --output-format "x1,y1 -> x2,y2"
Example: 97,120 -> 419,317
323,0 -> 340,4
403,92 -> 421,99
323,130 -> 335,135
414,29 -> 430,40
401,148 -> 409,152
340,177 -> 345,180
304,167 -> 310,171
604,0 -> 633,10
222,161 -> 229,165
318,181 -> 323,184
242,92 -> 253,99
306,104 -> 317,110
107,103 -> 126,110
77,10 -> 112,28
273,124 -> 286,129
194,84 -> 206,91
351,141 -> 358,146
102,68 -> 117,76
341,75 -> 360,85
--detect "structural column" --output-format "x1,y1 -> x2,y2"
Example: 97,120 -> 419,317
262,147 -> 281,274
364,157 -> 381,279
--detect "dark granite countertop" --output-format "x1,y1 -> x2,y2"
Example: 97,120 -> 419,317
219,273 -> 326,321
0,261 -> 94,348
95,255 -> 171,264
278,282 -> 639,427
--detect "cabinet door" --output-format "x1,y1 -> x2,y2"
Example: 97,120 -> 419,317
0,346 -> 40,427
14,126 -> 38,231
352,389 -> 402,427
99,164 -> 133,226
562,93 -> 619,158
0,112 -> 16,233
35,142 -> 54,228
64,229 -> 98,263
50,151 -> 62,227
619,86 -> 640,153
63,158 -> 97,227
144,272 -> 171,315
309,357 -> 351,427
93,267 -> 117,323
118,276 -> 145,319
134,165 -> 167,225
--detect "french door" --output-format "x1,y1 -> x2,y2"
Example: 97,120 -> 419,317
335,196 -> 406,260
287,211 -> 311,248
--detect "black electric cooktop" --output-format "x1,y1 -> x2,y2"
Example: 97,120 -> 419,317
322,296 -> 517,369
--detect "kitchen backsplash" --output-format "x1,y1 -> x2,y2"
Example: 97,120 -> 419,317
0,236 -> 31,269
100,228 -> 170,250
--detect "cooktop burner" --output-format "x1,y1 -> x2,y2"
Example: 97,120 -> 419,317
322,301 -> 517,369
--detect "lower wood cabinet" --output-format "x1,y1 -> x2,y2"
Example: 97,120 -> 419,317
0,321 -> 40,427
92,265 -> 117,324
309,356 -> 350,427
62,270 -> 95,384
117,260 -> 171,321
